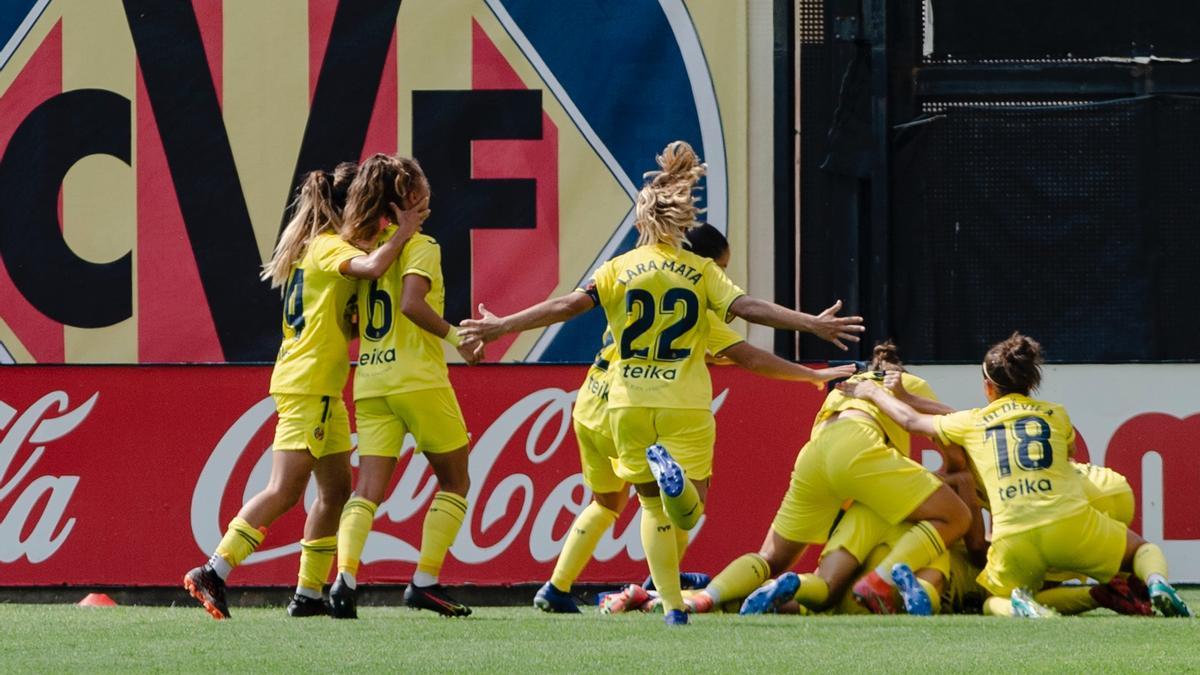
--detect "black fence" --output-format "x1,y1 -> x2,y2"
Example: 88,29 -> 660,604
778,0 -> 1200,362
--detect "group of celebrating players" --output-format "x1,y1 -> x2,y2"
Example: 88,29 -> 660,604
183,141 -> 1192,625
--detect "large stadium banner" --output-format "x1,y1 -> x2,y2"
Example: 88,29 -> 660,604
1,364 -> 1199,586
0,0 -> 749,364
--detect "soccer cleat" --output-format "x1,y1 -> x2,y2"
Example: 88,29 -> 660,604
286,593 -> 330,618
641,595 -> 664,613
646,444 -> 685,498
533,582 -> 580,614
328,575 -> 357,620
891,564 -> 933,616
183,565 -> 230,620
1090,577 -> 1152,616
404,584 -> 472,617
740,572 -> 800,615
852,570 -> 900,614
1148,581 -> 1194,618
642,571 -> 713,592
600,584 -> 651,614
663,609 -> 689,626
1011,588 -> 1059,618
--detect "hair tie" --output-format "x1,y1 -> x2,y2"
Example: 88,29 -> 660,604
982,361 -> 1002,387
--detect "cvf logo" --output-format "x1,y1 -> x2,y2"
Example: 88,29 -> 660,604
0,392 -> 95,563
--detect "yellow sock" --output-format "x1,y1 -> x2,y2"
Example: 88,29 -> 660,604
984,595 -> 1014,616
548,502 -> 619,591
214,517 -> 266,568
416,491 -> 468,581
706,553 -> 770,605
875,522 -> 946,582
794,572 -> 830,608
917,578 -> 942,614
674,522 -> 691,561
297,535 -> 337,593
638,495 -> 682,612
1035,586 -> 1096,615
337,496 -> 378,576
1133,543 -> 1169,584
662,479 -> 703,531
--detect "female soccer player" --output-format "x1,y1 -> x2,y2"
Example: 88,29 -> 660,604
184,160 -> 428,620
837,332 -> 1193,618
685,341 -> 971,616
533,224 -> 856,613
329,156 -> 482,619
461,141 -> 864,625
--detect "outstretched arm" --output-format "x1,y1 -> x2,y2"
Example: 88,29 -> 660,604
459,293 -> 595,344
400,274 -> 482,364
717,343 -> 857,388
885,371 -> 957,415
727,297 -> 864,351
836,379 -> 939,438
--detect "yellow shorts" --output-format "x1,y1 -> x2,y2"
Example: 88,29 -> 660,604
823,503 -> 952,575
574,419 -> 624,494
771,417 -> 941,544
979,506 -> 1127,597
1089,489 -> 1135,526
355,387 -> 469,457
272,393 -> 352,458
608,407 -> 715,484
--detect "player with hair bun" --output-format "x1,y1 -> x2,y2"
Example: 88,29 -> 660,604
534,223 -> 857,614
183,161 -> 427,620
329,155 -> 483,619
838,332 -> 1193,618
462,140 -> 864,625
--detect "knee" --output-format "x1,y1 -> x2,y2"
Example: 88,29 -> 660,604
439,474 -> 470,497
319,481 -> 352,509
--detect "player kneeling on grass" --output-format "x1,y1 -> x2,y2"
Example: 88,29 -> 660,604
686,342 -> 971,617
837,332 -> 1192,618
535,224 -> 856,614
184,162 -> 426,620
329,156 -> 484,619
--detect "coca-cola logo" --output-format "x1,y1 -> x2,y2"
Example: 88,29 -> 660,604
0,392 -> 95,563
192,388 -> 728,567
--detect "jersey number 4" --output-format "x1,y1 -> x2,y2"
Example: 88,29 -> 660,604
620,288 -> 699,361
985,416 -> 1053,477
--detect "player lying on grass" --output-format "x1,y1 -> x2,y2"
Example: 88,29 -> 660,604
330,155 -> 483,619
462,141 -> 864,625
836,332 -> 1192,618
185,162 -> 426,620
682,341 -> 971,616
536,224 -> 857,614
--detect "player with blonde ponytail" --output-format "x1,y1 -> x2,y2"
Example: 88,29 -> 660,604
462,140 -> 864,625
184,160 -> 428,620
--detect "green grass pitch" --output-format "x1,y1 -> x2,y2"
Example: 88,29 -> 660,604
1,592 -> 1197,673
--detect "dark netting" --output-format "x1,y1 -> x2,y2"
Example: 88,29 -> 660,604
890,96 -> 1200,361
928,0 -> 1200,60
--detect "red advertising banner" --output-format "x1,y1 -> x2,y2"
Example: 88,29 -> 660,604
0,365 -> 826,586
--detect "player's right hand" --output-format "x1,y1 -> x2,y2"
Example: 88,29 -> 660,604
810,300 -> 865,351
459,303 -> 505,344
812,363 -> 858,389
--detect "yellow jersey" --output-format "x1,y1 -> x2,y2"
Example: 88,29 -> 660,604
572,313 -> 745,431
353,229 -> 451,399
268,232 -> 364,397
587,244 -> 745,410
814,371 -> 937,458
934,394 -> 1089,538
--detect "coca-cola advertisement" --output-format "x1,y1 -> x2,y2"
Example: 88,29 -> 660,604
1,364 -> 1197,585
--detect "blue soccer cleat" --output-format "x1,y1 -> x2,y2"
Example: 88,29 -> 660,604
533,581 -> 580,614
646,444 -> 685,498
1148,580 -> 1194,618
891,564 -> 933,616
642,571 -> 712,592
664,609 -> 689,626
740,572 -> 800,615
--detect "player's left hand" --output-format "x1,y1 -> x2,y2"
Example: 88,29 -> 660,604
459,304 -> 506,344
835,378 -> 879,399
810,300 -> 865,351
811,363 -> 858,390
457,335 -> 484,365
